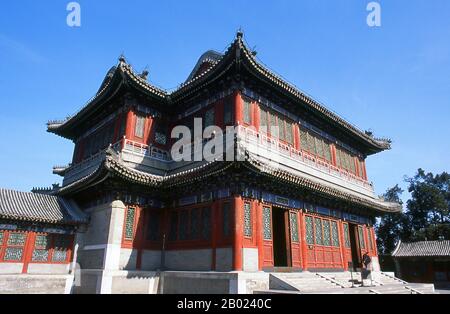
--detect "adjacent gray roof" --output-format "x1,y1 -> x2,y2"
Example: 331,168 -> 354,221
0,189 -> 88,225
392,240 -> 450,258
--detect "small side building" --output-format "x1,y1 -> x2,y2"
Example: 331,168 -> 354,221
392,240 -> 450,288
0,189 -> 87,293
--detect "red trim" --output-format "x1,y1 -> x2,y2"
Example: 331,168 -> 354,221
233,196 -> 243,271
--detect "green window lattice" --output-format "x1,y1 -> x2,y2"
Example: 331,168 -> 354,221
125,207 -> 136,240
263,207 -> 272,240
305,216 -> 314,245
290,213 -> 299,243
244,203 -> 252,237
331,222 -> 340,247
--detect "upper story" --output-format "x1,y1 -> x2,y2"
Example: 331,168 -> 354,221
48,32 -> 392,199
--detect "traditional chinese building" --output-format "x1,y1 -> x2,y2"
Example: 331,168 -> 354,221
392,240 -> 450,288
42,32 -> 401,293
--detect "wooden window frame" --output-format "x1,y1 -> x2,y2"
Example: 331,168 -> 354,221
134,114 -> 146,139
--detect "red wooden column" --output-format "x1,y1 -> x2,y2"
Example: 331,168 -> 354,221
255,201 -> 263,271
22,232 -> 36,274
338,221 -> 348,271
299,211 -> 308,270
232,196 -> 243,271
234,91 -> 243,126
293,124 -> 301,151
125,110 -> 134,140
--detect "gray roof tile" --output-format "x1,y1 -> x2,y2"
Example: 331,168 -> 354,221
0,189 -> 88,225
392,240 -> 450,257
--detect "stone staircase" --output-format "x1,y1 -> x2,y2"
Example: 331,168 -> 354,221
256,271 -> 436,295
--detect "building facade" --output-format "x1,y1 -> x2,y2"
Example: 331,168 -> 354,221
33,32 -> 401,292
392,240 -> 450,288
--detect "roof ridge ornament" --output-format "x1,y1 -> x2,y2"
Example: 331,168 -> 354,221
118,54 -> 126,64
236,28 -> 244,39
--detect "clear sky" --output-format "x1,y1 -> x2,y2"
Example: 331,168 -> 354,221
0,1 -> 449,204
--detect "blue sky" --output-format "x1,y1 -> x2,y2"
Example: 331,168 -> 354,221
0,1 -> 449,204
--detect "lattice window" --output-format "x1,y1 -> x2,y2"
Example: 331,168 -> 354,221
4,248 -> 23,261
244,203 -> 252,237
32,234 -> 50,262
155,132 -> 167,145
32,249 -> 49,262
343,224 -> 351,248
263,207 -> 272,240
324,143 -> 332,162
300,129 -> 308,151
331,222 -> 340,247
316,138 -> 324,158
290,212 -> 299,243
305,216 -> 314,245
243,99 -> 252,124
323,220 -> 331,246
222,203 -> 231,238
0,231 -> 3,245
358,159 -> 365,178
8,233 -> 26,246
336,149 -> 341,168
134,115 -> 145,138
191,208 -> 201,240
205,108 -> 215,128
279,118 -> 286,142
146,211 -> 161,241
368,228 -> 374,251
260,109 -> 268,134
358,226 -> 366,250
269,113 -> 278,139
169,212 -> 178,241
307,133 -> 315,154
314,218 -> 323,246
52,250 -> 68,263
201,208 -> 211,240
179,210 -> 189,241
124,207 -> 136,240
285,122 -> 293,144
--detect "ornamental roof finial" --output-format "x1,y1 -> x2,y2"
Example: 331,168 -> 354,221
118,54 -> 126,63
236,28 -> 244,39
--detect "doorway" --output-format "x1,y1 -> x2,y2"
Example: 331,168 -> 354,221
349,224 -> 361,269
272,207 -> 290,267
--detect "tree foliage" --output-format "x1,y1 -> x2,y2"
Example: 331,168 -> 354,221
376,169 -> 450,254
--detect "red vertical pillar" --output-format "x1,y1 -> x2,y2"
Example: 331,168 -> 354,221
232,196 -> 243,271
256,201 -> 263,271
294,124 -> 300,151
339,221 -> 348,271
299,212 -> 308,270
22,232 -> 35,274
234,91 -> 243,126
125,110 -> 134,140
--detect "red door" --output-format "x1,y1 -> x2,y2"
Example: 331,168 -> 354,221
289,211 -> 302,268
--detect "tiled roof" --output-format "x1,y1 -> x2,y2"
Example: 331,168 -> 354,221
57,147 -> 400,214
47,32 -> 391,154
0,189 -> 88,225
392,240 -> 450,257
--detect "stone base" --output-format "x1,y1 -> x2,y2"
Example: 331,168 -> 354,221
0,274 -> 73,294
161,271 -> 270,294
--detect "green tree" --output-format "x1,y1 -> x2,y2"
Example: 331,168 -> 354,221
406,169 -> 450,241
376,185 -> 406,254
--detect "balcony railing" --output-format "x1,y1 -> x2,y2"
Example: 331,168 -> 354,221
235,125 -> 373,190
63,131 -> 372,191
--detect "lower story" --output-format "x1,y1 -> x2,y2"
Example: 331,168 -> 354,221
75,191 -> 380,274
